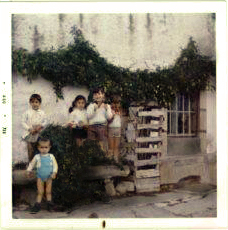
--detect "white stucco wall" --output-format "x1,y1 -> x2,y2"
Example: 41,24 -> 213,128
200,90 -> 217,154
12,13 -> 215,71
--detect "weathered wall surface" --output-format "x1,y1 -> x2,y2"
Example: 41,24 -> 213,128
12,13 -> 215,70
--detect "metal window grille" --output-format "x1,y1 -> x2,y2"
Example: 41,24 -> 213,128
168,94 -> 197,136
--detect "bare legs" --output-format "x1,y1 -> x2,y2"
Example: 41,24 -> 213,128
108,137 -> 120,162
36,178 -> 53,203
27,142 -> 36,162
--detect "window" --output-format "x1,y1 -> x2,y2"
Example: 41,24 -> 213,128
168,94 -> 198,136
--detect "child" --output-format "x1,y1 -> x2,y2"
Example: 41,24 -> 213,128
108,95 -> 122,162
21,94 -> 47,162
27,138 -> 58,213
67,95 -> 88,147
87,87 -> 113,152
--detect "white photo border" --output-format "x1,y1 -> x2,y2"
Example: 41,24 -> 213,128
0,1 -> 227,229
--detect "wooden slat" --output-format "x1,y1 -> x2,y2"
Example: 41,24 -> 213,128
136,137 -> 163,143
136,168 -> 160,178
136,158 -> 159,167
137,124 -> 167,130
135,177 -> 160,192
138,110 -> 167,117
135,148 -> 162,153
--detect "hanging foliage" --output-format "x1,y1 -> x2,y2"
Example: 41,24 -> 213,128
12,26 -> 215,107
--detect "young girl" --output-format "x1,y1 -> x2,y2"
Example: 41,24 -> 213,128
27,138 -> 58,213
21,94 -> 47,162
108,95 -> 122,162
87,87 -> 113,152
67,95 -> 88,147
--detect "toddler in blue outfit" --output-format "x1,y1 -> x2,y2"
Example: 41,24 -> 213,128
27,137 -> 58,213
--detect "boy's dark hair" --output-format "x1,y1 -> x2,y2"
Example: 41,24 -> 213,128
69,95 -> 86,113
29,94 -> 42,103
37,137 -> 52,146
92,87 -> 104,95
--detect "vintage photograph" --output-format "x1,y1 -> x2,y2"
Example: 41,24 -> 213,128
11,12 -> 217,221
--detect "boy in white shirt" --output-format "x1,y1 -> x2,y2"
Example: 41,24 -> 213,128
21,94 -> 47,162
87,87 -> 113,152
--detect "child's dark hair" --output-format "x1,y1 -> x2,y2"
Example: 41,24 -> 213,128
29,94 -> 42,103
111,95 -> 121,104
92,87 -> 105,95
69,95 -> 86,113
37,137 -> 52,146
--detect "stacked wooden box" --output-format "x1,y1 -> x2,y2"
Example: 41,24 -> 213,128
134,107 -> 167,193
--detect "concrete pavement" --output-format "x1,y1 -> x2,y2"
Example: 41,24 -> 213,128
13,183 -> 216,219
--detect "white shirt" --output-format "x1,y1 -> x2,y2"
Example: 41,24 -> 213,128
108,113 -> 121,128
27,153 -> 58,174
21,108 -> 47,140
87,103 -> 113,125
68,108 -> 88,126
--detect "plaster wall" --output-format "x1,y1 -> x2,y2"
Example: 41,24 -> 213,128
12,13 -> 215,71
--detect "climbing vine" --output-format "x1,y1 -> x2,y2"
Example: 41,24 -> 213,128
12,26 -> 215,107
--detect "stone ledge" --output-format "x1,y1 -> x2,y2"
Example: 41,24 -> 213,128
82,165 -> 130,180
13,170 -> 36,185
160,154 -> 211,185
13,165 -> 131,185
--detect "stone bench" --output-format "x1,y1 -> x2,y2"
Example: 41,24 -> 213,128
13,165 -> 130,185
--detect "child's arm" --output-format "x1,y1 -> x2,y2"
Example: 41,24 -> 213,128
87,103 -> 98,120
67,112 -> 79,127
26,155 -> 38,177
51,155 -> 58,179
21,111 -> 31,132
41,111 -> 47,128
106,104 -> 114,121
36,111 -> 47,132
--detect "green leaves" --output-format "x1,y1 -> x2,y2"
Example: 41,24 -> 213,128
12,30 -> 215,107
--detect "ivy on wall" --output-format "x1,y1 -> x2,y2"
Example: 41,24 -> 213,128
12,26 -> 215,107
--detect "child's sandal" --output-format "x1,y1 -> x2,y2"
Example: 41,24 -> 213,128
30,202 -> 41,214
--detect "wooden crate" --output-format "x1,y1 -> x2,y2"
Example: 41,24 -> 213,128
138,109 -> 167,117
136,136 -> 163,143
136,152 -> 160,165
135,177 -> 160,192
132,106 -> 167,193
136,164 -> 160,178
137,123 -> 167,130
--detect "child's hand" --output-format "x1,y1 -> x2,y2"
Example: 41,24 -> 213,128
29,129 -> 37,135
68,121 -> 74,128
99,103 -> 106,109
51,173 -> 57,179
26,171 -> 33,178
104,104 -> 109,110
93,103 -> 98,110
35,125 -> 43,132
